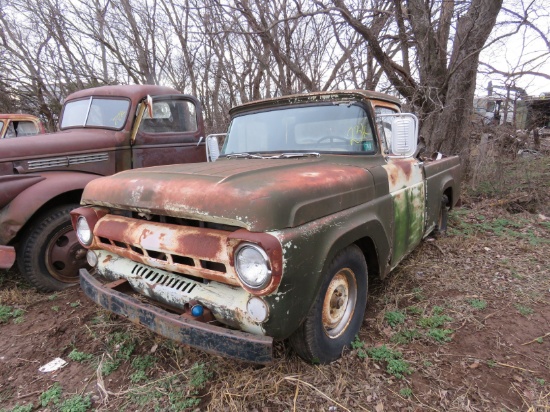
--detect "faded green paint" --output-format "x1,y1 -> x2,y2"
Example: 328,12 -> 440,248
390,183 -> 425,266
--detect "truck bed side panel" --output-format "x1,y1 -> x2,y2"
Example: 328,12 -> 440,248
424,156 -> 461,233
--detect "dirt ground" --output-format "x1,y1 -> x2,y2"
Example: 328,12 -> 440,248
0,156 -> 549,411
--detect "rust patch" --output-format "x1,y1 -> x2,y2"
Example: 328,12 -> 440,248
0,245 -> 16,269
85,214 -> 284,295
392,158 -> 412,179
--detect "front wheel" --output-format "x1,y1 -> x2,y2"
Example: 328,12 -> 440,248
17,204 -> 88,292
289,245 -> 368,364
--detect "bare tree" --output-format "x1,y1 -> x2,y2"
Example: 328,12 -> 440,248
321,0 -> 503,156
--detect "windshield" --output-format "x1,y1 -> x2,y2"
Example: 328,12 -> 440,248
61,97 -> 130,129
222,103 -> 376,155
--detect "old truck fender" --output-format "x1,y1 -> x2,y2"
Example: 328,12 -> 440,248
322,217 -> 391,279
0,171 -> 100,244
265,204 -> 392,340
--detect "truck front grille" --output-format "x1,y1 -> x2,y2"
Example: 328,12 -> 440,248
131,264 -> 198,293
93,214 -> 240,287
97,236 -> 225,273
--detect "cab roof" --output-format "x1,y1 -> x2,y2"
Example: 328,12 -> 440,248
66,84 -> 181,103
230,90 -> 402,116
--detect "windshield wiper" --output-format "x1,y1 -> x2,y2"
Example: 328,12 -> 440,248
225,152 -> 320,159
272,152 -> 320,159
225,152 -> 263,159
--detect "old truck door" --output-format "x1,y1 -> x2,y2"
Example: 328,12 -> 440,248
131,95 -> 207,168
384,158 -> 425,268
373,105 -> 425,268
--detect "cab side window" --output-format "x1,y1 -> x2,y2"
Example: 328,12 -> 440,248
139,100 -> 198,134
15,121 -> 40,136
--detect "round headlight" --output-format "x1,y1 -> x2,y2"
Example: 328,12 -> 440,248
235,243 -> 271,289
76,216 -> 93,246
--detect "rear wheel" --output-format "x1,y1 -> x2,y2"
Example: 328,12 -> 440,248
17,204 -> 88,292
289,245 -> 368,364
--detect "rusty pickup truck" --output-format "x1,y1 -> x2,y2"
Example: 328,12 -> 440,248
72,90 -> 460,364
0,85 -> 206,291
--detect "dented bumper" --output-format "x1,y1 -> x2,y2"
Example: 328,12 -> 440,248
0,245 -> 16,269
79,268 -> 273,364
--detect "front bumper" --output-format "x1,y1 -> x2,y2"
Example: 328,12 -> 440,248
80,269 -> 273,364
0,246 -> 15,269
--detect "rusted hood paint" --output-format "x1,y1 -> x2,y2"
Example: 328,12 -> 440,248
0,129 -> 126,163
81,158 -> 376,231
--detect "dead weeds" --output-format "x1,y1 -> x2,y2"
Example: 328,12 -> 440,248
0,155 -> 549,411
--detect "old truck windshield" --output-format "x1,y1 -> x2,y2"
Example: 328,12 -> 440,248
222,104 -> 376,155
61,97 -> 130,129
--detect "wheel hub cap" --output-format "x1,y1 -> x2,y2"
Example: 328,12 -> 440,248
322,269 -> 358,338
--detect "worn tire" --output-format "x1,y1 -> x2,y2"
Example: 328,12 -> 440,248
434,195 -> 449,236
17,204 -> 87,292
289,245 -> 368,364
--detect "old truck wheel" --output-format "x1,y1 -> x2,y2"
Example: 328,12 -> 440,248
17,204 -> 88,292
435,195 -> 449,236
289,245 -> 368,364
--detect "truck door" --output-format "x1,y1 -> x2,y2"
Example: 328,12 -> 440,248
375,105 -> 425,268
131,95 -> 206,168
384,158 -> 425,268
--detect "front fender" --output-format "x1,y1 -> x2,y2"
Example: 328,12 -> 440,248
0,171 -> 100,244
264,196 -> 393,339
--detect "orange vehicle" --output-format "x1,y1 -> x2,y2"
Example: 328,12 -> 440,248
0,114 -> 45,139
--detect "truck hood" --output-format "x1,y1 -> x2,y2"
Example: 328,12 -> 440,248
81,158 -> 376,231
0,129 -> 125,162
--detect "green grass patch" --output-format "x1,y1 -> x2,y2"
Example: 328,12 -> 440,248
384,310 -> 406,328
100,331 -> 136,376
515,304 -> 534,316
366,345 -> 412,379
399,387 -> 413,398
428,328 -> 453,343
406,306 -> 422,315
130,355 -> 156,383
468,299 -> 487,310
0,306 -> 25,324
40,383 -> 62,407
390,328 -> 421,345
68,349 -> 94,363
58,394 -> 91,412
417,314 -> 452,329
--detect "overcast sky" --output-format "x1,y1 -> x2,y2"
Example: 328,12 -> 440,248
476,2 -> 550,98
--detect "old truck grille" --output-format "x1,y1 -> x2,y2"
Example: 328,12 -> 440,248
93,214 -> 240,286
131,263 -> 198,293
98,236 -> 226,273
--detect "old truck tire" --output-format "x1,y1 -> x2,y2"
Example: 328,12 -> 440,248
435,195 -> 449,236
17,204 -> 88,292
289,245 -> 368,364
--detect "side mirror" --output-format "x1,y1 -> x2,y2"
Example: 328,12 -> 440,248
378,113 -> 419,157
205,134 -> 225,162
391,115 -> 418,157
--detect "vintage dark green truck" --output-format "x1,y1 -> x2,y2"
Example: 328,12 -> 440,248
71,90 -> 460,364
